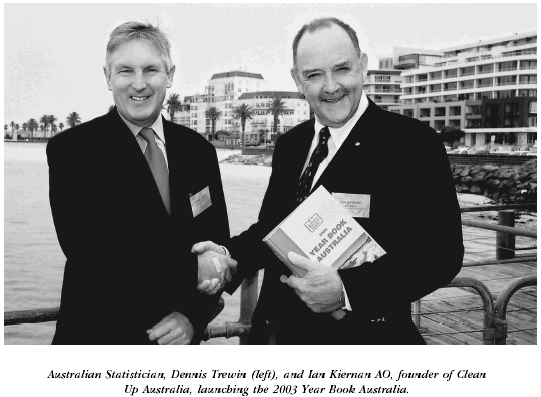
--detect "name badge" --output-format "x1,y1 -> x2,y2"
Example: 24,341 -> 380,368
190,186 -> 212,217
332,193 -> 370,218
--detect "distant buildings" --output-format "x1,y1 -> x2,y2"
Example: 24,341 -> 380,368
385,31 -> 537,148
171,31 -> 536,149
172,70 -> 309,142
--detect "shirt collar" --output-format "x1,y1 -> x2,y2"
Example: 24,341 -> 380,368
314,91 -> 369,147
117,110 -> 166,145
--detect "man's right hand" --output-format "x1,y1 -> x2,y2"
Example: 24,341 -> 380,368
193,241 -> 237,295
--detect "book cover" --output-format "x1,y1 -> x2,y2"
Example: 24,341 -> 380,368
263,186 -> 385,277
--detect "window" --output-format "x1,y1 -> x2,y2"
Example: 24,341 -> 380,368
430,84 -> 442,93
403,109 -> 414,118
476,77 -> 493,88
498,61 -> 517,72
460,80 -> 475,89
449,106 -> 461,116
404,76 -> 414,84
519,89 -> 537,97
419,108 -> 431,118
520,60 -> 537,70
477,64 -> 494,74
430,71 -> 442,80
497,76 -> 516,86
434,120 -> 445,131
416,74 -> 428,82
444,82 -> 457,91
519,75 -> 537,85
460,66 -> 475,76
435,107 -> 446,117
444,69 -> 458,78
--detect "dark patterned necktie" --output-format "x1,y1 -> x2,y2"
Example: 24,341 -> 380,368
296,126 -> 331,203
139,127 -> 171,215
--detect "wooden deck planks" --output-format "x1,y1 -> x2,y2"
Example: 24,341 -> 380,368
415,256 -> 536,345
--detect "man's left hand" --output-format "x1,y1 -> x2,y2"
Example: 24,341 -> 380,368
147,311 -> 194,345
283,252 -> 344,314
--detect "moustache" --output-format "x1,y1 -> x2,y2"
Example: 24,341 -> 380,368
320,89 -> 348,101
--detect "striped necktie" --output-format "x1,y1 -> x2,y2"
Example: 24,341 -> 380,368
139,127 -> 171,215
296,126 -> 331,203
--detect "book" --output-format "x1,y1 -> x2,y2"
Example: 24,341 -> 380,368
263,186 -> 385,277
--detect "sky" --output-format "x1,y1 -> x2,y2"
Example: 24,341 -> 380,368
3,2 -> 538,127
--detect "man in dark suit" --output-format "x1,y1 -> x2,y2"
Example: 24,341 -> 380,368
194,17 -> 463,344
47,21 -> 234,345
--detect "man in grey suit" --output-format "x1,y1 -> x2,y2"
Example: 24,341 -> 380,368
195,17 -> 463,344
48,21 -> 235,345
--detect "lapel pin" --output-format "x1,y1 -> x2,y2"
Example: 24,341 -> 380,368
355,142 -> 360,146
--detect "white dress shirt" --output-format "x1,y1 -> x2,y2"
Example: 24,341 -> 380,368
302,92 -> 370,311
118,111 -> 169,169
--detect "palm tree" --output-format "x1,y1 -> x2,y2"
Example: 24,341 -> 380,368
233,104 -> 254,146
165,93 -> 182,122
66,112 -> 81,128
4,124 -> 8,138
27,118 -> 39,141
40,115 -> 49,137
22,123 -> 28,133
205,107 -> 222,141
59,122 -> 64,132
51,123 -> 58,135
15,124 -> 20,138
10,121 -> 15,134
47,115 -> 57,138
268,97 -> 287,138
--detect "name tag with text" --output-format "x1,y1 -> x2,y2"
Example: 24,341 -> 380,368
332,193 -> 370,218
190,186 -> 212,217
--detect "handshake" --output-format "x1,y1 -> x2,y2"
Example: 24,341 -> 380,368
193,241 -> 238,295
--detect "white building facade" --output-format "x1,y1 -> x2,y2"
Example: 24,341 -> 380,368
387,31 -> 537,148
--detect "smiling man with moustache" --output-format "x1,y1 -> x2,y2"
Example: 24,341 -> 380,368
46,21 -> 235,344
195,17 -> 463,344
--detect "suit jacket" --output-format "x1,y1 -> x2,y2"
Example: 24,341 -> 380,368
226,99 -> 464,344
47,109 -> 230,344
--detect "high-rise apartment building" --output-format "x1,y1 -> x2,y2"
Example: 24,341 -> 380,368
387,31 -> 537,148
364,70 -> 402,110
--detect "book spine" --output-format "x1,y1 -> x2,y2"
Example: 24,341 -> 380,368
264,230 -> 308,277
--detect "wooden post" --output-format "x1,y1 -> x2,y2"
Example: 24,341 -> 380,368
497,210 -> 515,259
238,272 -> 259,345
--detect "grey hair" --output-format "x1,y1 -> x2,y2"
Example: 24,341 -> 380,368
292,17 -> 361,67
105,21 -> 173,71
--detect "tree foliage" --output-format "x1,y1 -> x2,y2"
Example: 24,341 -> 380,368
233,103 -> 254,146
205,106 -> 222,140
166,93 -> 182,123
439,126 -> 465,148
66,112 -> 82,128
268,97 -> 286,137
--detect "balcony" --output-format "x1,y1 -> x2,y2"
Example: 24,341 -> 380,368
460,72 -> 475,77
477,69 -> 494,75
477,83 -> 493,88
498,67 -> 518,72
497,81 -> 517,86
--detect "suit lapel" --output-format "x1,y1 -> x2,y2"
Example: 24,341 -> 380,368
107,110 -> 171,221
312,100 -> 380,193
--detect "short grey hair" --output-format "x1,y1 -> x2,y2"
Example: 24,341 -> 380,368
105,21 -> 173,71
292,17 -> 361,67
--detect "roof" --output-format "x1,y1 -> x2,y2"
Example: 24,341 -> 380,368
238,91 -> 303,100
367,69 -> 402,75
441,30 -> 537,53
210,71 -> 264,80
